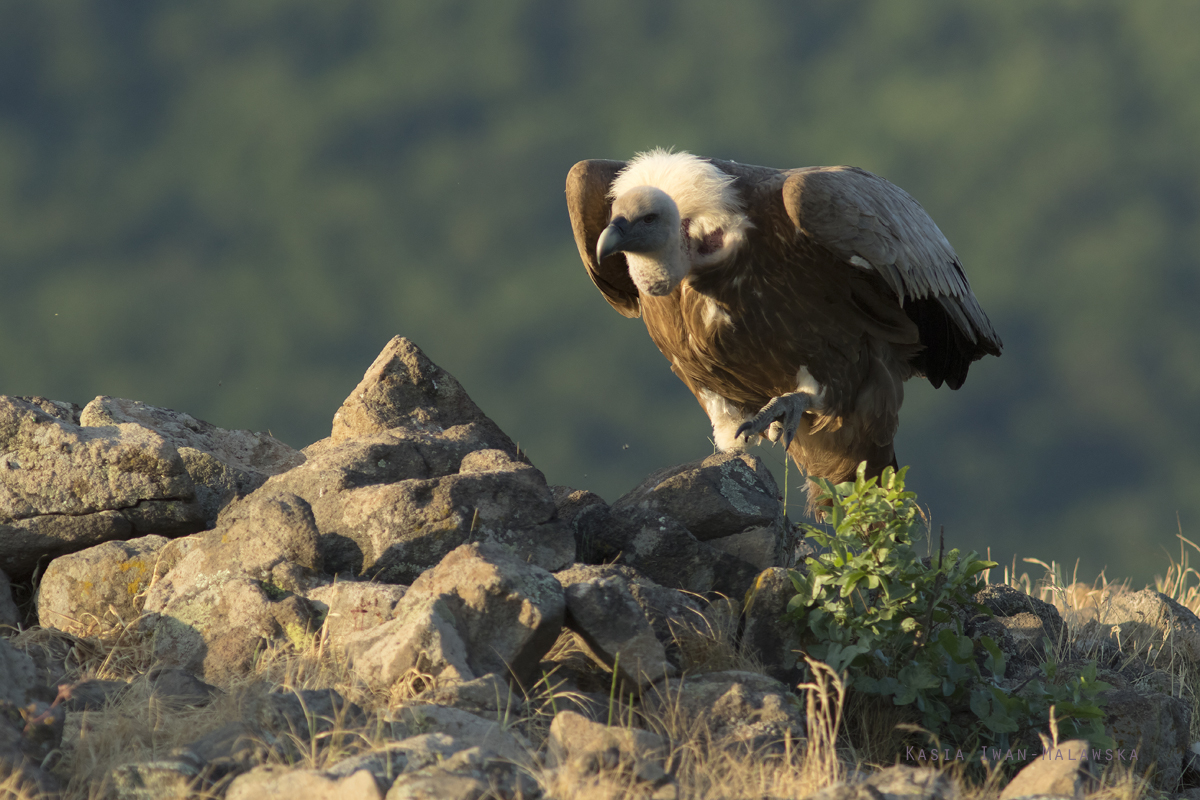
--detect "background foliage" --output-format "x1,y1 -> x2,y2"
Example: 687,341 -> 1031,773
2,1 -> 1197,585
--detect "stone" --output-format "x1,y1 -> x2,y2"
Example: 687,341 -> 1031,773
226,766 -> 383,800
546,710 -> 670,788
421,673 -> 522,718
0,568 -> 19,629
342,542 -> 565,689
999,738 -> 1088,800
612,452 -> 785,548
1104,687 -> 1191,790
973,584 -> 1067,648
81,396 -> 305,527
330,337 -> 517,450
741,567 -> 807,686
36,535 -> 169,635
0,638 -> 38,706
140,493 -> 324,680
0,396 -> 205,579
305,579 -> 408,651
864,765 -> 958,800
388,704 -> 529,764
552,487 -> 612,564
1100,589 -> 1200,666
586,507 -> 758,597
263,433 -> 573,584
560,570 -> 676,691
326,733 -> 472,785
642,670 -> 805,751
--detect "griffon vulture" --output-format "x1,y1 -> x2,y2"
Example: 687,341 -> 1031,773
566,150 -> 1001,509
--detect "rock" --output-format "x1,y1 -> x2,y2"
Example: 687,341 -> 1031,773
613,453 -> 785,552
968,584 -> 1067,678
343,542 -> 565,689
642,670 -> 805,752
546,710 -> 671,793
973,584 -> 1067,647
305,580 -> 408,651
0,396 -> 205,579
140,493 -> 324,681
325,733 -> 472,785
226,766 -> 383,800
146,666 -> 222,708
0,638 -> 38,706
0,568 -> 18,629
586,507 -> 759,597
263,433 -> 574,584
552,487 -> 614,564
999,738 -> 1088,800
389,704 -> 529,764
741,567 -> 807,686
81,396 -> 305,527
1100,589 -> 1200,666
331,337 -> 517,450
559,569 -> 676,691
36,535 -> 169,635
864,765 -> 958,800
54,678 -> 131,711
1104,687 -> 1191,790
421,673 -> 522,718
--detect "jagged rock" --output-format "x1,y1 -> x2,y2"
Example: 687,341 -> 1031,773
612,452 -> 787,569
0,638 -> 38,706
342,542 -> 565,689
140,493 -> 324,681
305,579 -> 408,651
741,567 -> 807,686
1104,687 -> 1191,790
546,710 -> 672,795
36,535 -> 169,635
388,704 -> 529,764
642,670 -> 805,752
585,506 -> 759,597
974,583 -> 1067,646
421,673 -> 522,717
555,564 -> 707,675
556,567 -> 676,690
967,584 -> 1067,678
331,336 -> 517,447
0,396 -> 205,579
865,765 -> 958,800
1100,589 -> 1200,666
552,487 -> 614,564
999,738 -> 1088,800
226,766 -> 383,800
0,568 -> 18,629
261,394 -> 573,583
325,733 -> 474,785
80,396 -> 305,527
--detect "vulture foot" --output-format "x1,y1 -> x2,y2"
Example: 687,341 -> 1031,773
736,392 -> 814,450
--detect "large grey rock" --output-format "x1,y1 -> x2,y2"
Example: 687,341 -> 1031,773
257,342 -> 574,584
741,567 -> 807,686
37,535 -> 169,635
0,568 -> 18,629
642,670 -> 805,752
305,579 -> 408,651
555,564 -> 707,675
999,738 -> 1088,800
140,493 -> 324,681
0,638 -> 38,706
226,766 -> 382,800
612,452 -> 785,548
587,506 -> 759,597
325,733 -> 473,785
81,396 -> 305,527
388,704 -> 529,764
545,710 -> 672,795
1100,589 -> 1200,666
0,396 -> 204,579
1104,687 -> 1191,790
343,542 -> 565,689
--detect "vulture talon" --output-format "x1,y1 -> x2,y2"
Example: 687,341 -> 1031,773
735,392 -> 815,449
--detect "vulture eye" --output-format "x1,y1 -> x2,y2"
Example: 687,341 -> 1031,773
642,213 -> 659,224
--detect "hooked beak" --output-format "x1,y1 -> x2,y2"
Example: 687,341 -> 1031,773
595,217 -> 630,262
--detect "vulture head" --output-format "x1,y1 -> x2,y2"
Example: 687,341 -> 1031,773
596,186 -> 684,296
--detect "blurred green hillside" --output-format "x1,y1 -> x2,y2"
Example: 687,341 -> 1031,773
2,1 -> 1197,585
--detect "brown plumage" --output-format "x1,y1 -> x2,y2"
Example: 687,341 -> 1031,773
566,150 -> 1001,510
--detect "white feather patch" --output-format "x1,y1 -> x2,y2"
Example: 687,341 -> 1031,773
795,366 -> 826,406
702,296 -> 732,329
849,255 -> 872,270
611,149 -> 751,262
698,388 -> 748,453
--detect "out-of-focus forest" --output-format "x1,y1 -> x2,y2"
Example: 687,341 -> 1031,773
1,2 -> 1197,585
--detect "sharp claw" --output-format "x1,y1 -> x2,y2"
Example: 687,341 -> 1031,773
736,392 -> 814,448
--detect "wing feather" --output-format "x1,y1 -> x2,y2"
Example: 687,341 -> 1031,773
781,166 -> 1001,352
566,159 -> 640,318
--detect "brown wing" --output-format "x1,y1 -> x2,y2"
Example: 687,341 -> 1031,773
566,159 -> 640,318
781,166 -> 1002,389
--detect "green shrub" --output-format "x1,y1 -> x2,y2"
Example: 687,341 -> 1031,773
786,464 -> 1112,756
